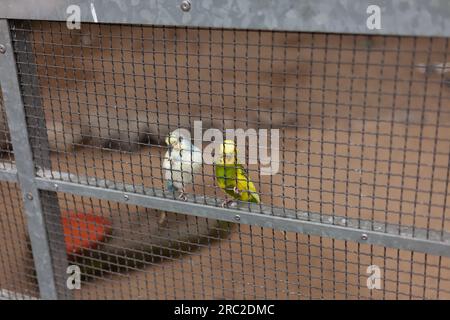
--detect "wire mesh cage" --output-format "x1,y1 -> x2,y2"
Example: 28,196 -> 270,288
0,2 -> 449,300
11,21 -> 450,238
0,181 -> 38,299
0,91 -> 14,168
34,192 -> 450,299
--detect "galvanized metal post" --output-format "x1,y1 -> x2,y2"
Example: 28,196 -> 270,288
0,19 -> 71,299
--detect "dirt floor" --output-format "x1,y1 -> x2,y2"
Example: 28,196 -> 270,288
0,23 -> 449,299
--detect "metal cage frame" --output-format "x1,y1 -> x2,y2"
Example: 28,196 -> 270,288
0,0 -> 449,299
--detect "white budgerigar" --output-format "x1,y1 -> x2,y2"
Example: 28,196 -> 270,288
163,130 -> 202,201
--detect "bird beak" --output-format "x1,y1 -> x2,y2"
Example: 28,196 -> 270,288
225,154 -> 234,164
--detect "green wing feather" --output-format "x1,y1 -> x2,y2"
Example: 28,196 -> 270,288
215,163 -> 260,203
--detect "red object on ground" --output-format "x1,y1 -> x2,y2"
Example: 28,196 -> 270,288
62,211 -> 112,254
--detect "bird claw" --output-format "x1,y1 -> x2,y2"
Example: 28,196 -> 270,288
178,192 -> 188,201
233,187 -> 241,194
221,199 -> 237,208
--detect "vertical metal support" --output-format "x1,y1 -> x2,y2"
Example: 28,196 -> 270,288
0,19 -> 71,299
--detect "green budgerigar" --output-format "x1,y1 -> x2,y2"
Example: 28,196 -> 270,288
215,140 -> 260,207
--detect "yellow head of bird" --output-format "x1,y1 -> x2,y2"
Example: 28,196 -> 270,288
217,140 -> 238,165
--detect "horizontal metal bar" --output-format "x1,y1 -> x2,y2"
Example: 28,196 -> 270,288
0,0 -> 449,37
35,169 -> 450,257
0,166 -> 18,182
